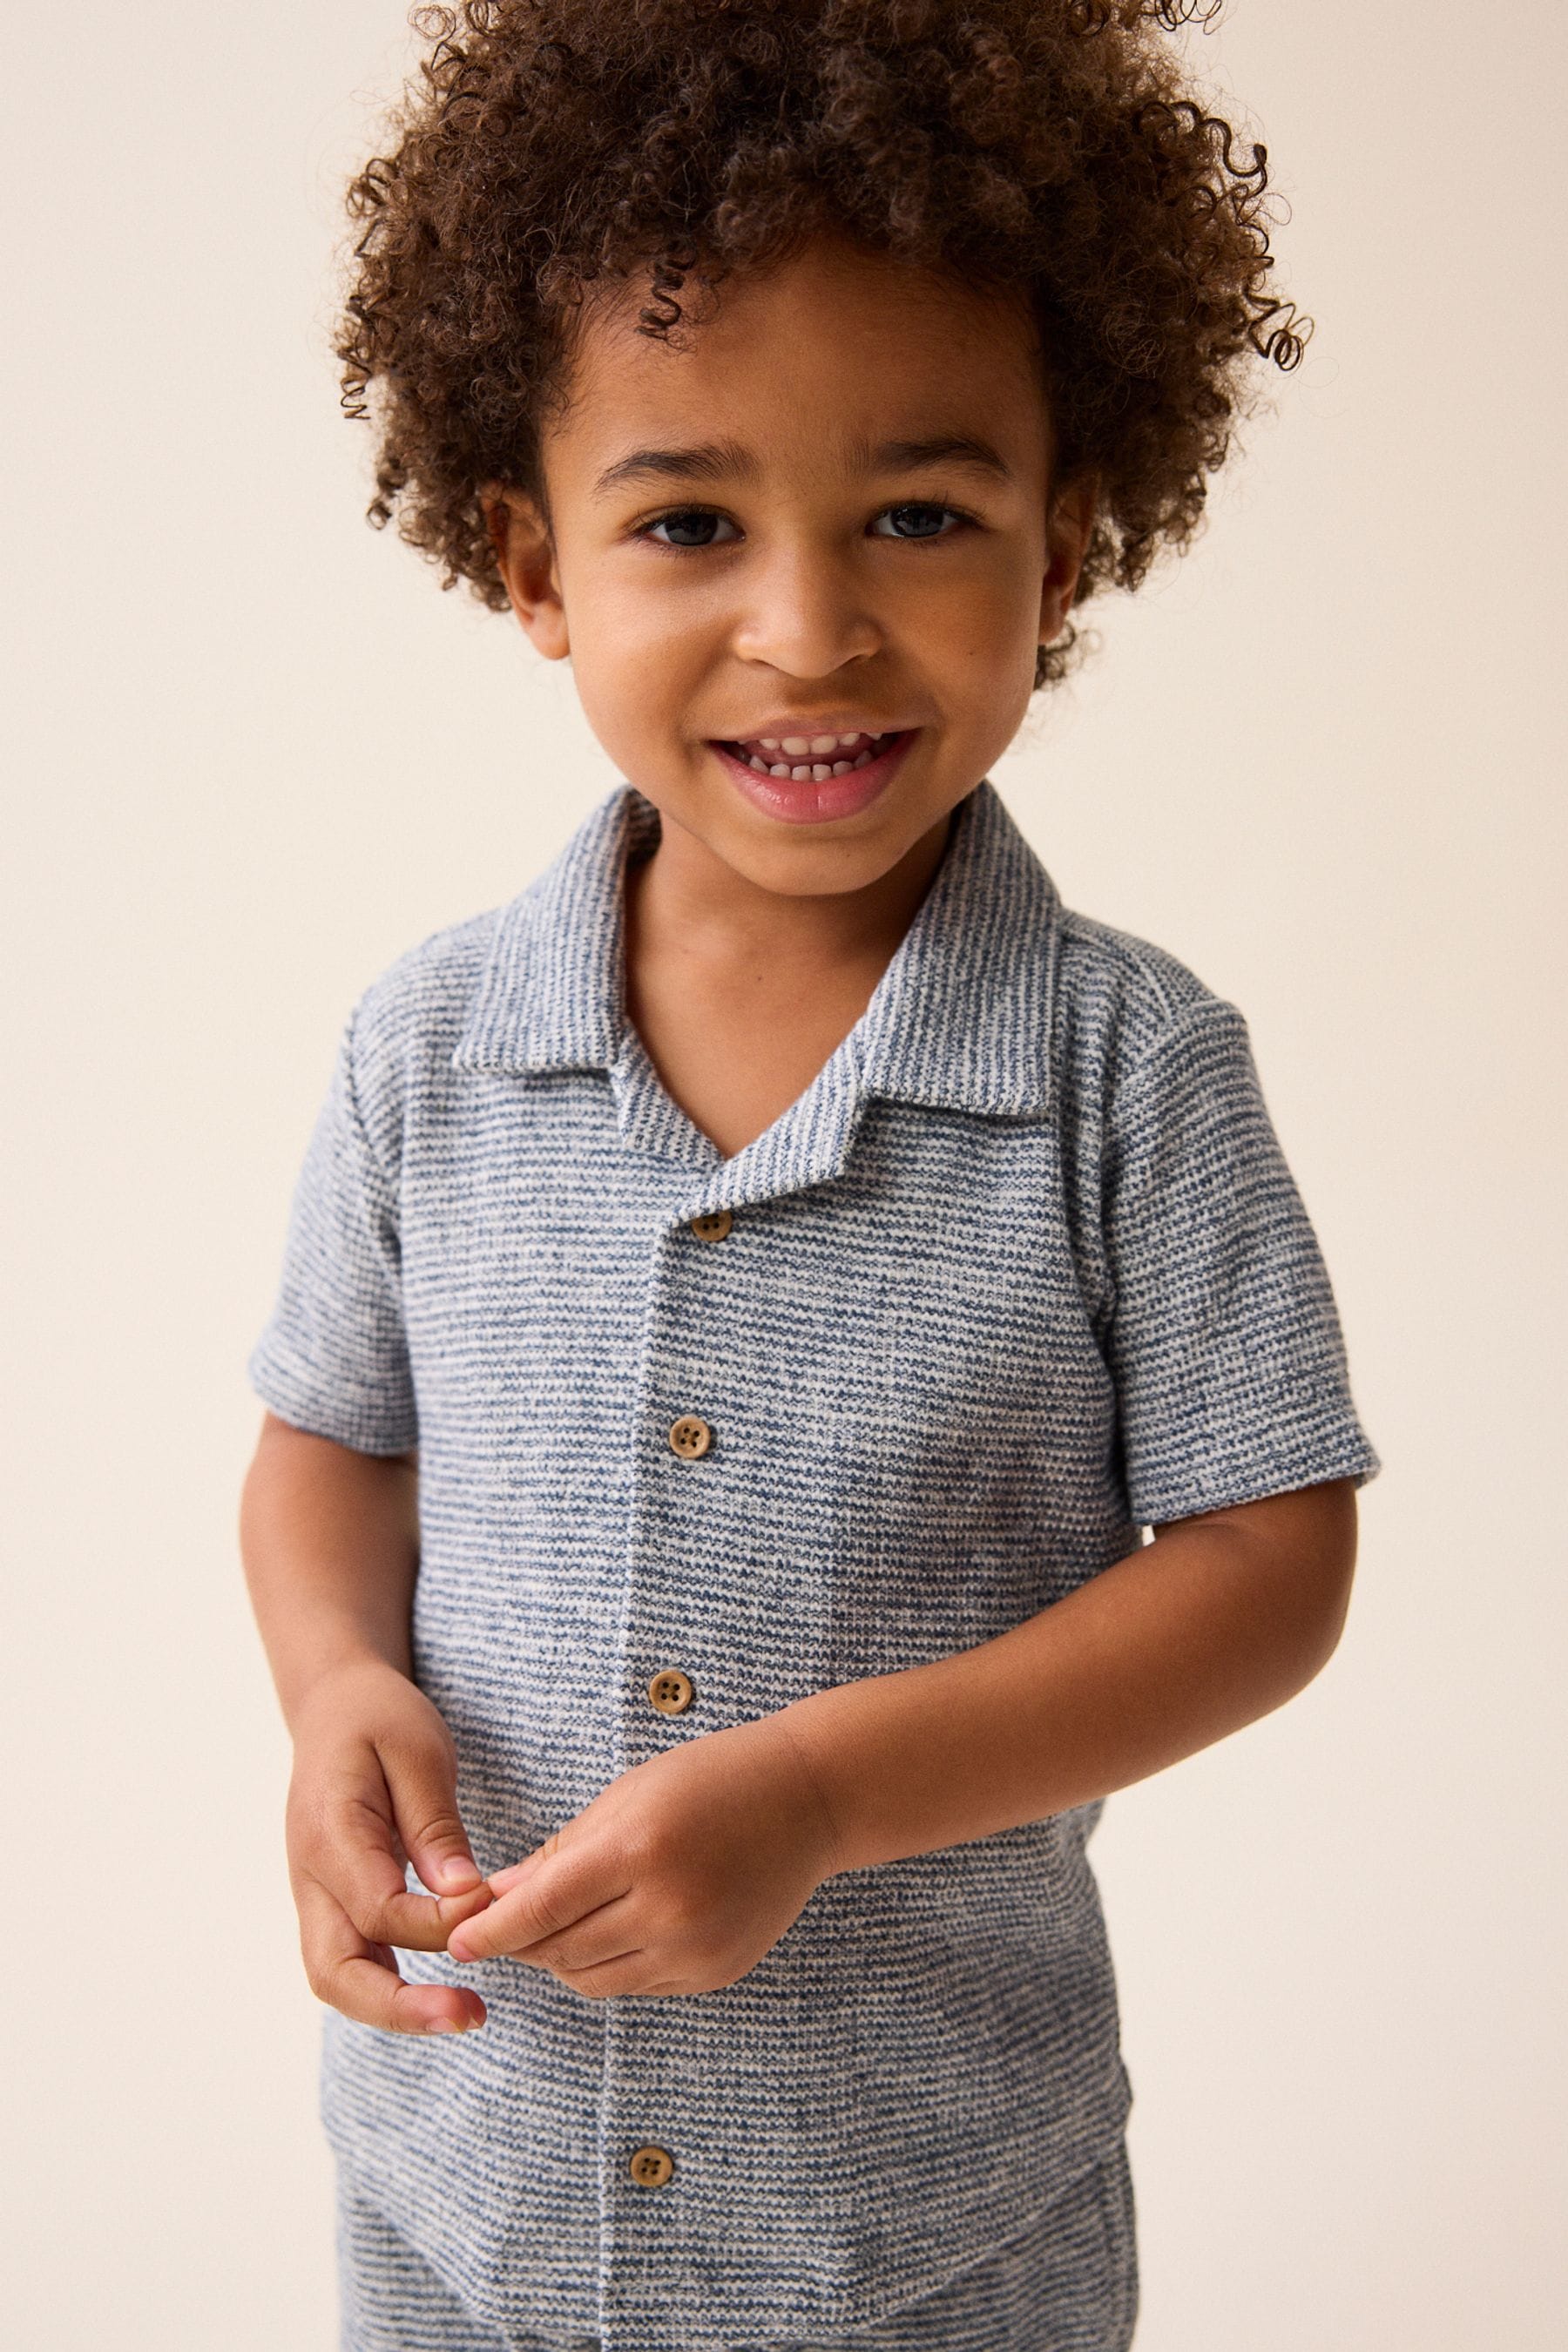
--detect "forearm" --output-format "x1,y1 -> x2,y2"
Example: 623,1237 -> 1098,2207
238,1410 -> 421,1734
781,1479 -> 1358,1876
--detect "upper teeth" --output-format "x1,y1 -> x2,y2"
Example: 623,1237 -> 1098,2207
731,727 -> 899,780
759,732 -> 877,754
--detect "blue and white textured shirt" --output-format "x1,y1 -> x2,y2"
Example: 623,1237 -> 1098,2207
248,778 -> 1379,2350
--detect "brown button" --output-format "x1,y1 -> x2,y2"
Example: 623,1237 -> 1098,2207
629,2143 -> 674,2186
647,1667 -> 695,1716
689,1208 -> 733,1244
667,1414 -> 713,1460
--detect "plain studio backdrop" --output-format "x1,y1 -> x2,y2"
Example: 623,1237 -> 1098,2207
3,3 -> 1563,2345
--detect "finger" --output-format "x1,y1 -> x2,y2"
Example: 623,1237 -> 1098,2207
544,1948 -> 670,2001
320,1791 -> 495,1952
382,1741 -> 487,1898
497,1893 -> 645,1977
297,1874 -> 487,2036
448,1854 -> 630,1963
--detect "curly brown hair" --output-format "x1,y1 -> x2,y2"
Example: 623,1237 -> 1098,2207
338,0 -> 1308,689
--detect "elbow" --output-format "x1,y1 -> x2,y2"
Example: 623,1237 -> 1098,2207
1291,1482 -> 1360,1690
1205,1475 -> 1361,1707
1299,1571 -> 1354,1691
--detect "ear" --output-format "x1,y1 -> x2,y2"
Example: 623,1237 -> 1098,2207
1038,471 -> 1098,648
483,487 -> 570,661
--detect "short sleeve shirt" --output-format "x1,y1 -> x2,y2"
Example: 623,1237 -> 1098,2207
248,780 -> 1380,2350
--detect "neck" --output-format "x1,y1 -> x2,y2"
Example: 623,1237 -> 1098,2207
626,801 -> 956,983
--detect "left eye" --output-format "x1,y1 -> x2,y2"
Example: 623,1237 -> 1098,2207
873,504 -> 962,540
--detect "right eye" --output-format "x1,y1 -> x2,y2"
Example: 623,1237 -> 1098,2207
640,509 -> 740,549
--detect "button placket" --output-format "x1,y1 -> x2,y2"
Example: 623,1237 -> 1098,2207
607,1197 -> 749,2295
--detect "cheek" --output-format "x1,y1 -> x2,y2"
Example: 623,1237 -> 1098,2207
896,543 -> 1046,694
564,565 -> 720,745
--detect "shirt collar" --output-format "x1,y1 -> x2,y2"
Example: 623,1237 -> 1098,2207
450,777 -> 1059,1120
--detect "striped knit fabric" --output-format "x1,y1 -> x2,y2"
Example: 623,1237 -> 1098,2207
335,2137 -> 1136,2349
249,779 -> 1378,2350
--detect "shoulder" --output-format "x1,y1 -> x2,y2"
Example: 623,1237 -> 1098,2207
1051,906 -> 1247,1130
339,903 -> 508,1152
350,906 -> 503,1059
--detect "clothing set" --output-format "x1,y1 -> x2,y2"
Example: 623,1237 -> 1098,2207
249,779 -> 1378,2349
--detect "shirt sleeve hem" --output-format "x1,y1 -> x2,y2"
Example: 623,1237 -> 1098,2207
247,1347 -> 419,1458
1132,1435 -> 1382,1529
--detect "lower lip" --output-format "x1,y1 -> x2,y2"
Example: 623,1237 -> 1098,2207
710,733 -> 917,825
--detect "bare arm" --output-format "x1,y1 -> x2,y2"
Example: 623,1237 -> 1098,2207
240,1411 -> 421,1730
239,1410 -> 492,2034
781,1477 -> 1359,1873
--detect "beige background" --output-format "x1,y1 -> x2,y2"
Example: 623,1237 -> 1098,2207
5,3 -> 1563,2344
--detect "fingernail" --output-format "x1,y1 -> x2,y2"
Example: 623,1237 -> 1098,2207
427,2014 -> 464,2034
448,1940 -> 474,1964
435,1856 -> 481,1891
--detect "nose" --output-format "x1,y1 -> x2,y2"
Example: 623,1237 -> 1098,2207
730,542 -> 882,678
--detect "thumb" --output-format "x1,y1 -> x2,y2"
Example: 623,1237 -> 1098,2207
382,1732 -> 485,1897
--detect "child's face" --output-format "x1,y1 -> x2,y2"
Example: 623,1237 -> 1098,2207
489,233 -> 1093,897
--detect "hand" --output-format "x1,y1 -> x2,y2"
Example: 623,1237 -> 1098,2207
446,1712 -> 841,1998
286,1658 -> 496,2036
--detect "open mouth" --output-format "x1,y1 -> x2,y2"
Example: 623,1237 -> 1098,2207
719,727 -> 906,779
708,726 -> 918,824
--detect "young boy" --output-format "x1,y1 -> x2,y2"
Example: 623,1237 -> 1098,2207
240,4 -> 1379,2347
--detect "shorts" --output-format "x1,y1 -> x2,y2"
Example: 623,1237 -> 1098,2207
335,2139 -> 1139,2351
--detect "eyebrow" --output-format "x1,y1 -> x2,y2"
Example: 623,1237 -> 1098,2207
591,432 -> 1014,499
